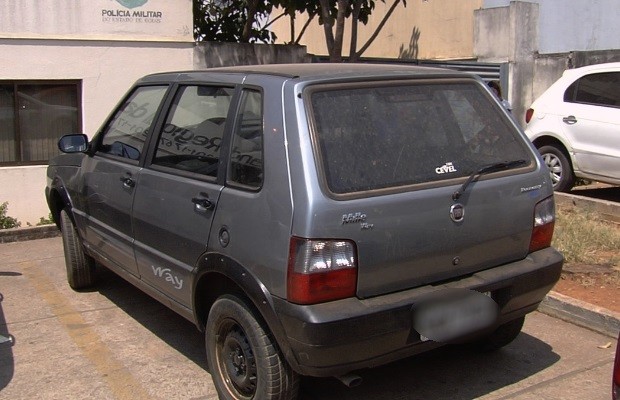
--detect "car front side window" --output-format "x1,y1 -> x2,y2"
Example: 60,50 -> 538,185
98,85 -> 168,161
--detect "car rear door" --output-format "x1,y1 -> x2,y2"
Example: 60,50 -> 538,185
132,84 -> 237,305
78,85 -> 169,277
560,71 -> 620,180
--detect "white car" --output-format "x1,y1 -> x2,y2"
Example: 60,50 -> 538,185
525,62 -> 620,192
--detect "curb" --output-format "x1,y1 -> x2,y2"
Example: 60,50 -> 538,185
554,191 -> 620,224
0,225 -> 60,244
539,291 -> 620,338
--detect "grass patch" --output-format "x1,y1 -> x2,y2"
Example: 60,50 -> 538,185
553,205 -> 620,267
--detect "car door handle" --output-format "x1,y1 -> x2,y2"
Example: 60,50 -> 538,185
562,115 -> 578,125
192,196 -> 215,212
119,176 -> 135,188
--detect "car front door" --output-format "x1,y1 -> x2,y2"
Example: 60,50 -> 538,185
78,85 -> 169,277
132,84 -> 236,305
561,71 -> 620,180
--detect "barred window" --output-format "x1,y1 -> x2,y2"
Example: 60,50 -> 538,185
0,81 -> 81,165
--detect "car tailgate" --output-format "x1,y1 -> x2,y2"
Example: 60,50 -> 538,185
319,175 -> 541,299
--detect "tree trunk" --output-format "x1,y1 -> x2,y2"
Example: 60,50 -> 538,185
318,0 -> 336,60
348,0 -> 363,62
331,0 -> 348,62
241,0 -> 260,42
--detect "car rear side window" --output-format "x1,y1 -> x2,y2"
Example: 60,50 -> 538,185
228,89 -> 263,189
152,85 -> 234,177
99,85 -> 168,161
564,72 -> 620,107
309,80 -> 531,195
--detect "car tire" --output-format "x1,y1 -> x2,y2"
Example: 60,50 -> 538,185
537,145 -> 575,192
60,208 -> 96,290
474,316 -> 525,352
206,295 -> 299,400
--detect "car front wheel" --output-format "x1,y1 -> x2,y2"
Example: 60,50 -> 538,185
206,295 -> 299,400
60,208 -> 96,290
538,145 -> 575,192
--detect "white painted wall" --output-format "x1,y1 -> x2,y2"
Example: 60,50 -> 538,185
0,41 -> 194,225
0,0 -> 193,42
0,166 -> 48,226
483,0 -> 620,54
0,40 -> 194,135
0,0 -> 195,226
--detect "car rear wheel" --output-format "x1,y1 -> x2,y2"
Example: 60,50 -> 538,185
538,145 -> 575,192
206,295 -> 299,400
60,208 -> 96,290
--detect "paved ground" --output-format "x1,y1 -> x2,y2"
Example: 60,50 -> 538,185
0,237 -> 617,400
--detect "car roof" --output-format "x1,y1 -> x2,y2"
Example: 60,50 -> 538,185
530,62 -> 620,104
563,62 -> 620,78
139,63 -> 470,84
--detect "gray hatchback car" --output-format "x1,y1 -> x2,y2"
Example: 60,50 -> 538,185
46,64 -> 563,399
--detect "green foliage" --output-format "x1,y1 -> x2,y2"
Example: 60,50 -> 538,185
0,202 -> 21,229
192,0 -> 404,51
37,213 -> 55,226
194,0 -> 277,43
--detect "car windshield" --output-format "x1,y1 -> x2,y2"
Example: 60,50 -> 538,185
309,80 -> 532,195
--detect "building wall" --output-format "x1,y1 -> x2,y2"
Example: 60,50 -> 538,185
270,0 -> 483,60
475,1 -> 620,127
0,166 -> 49,226
483,0 -> 620,54
0,0 -> 193,42
0,40 -> 195,225
194,42 -> 310,68
0,40 -> 195,135
0,0 -> 195,226
0,0 -> 310,226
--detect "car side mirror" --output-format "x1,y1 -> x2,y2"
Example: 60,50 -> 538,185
58,134 -> 89,153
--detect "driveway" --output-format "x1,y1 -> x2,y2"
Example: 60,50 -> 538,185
0,237 -> 616,399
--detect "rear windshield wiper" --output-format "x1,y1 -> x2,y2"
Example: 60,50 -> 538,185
452,159 -> 527,201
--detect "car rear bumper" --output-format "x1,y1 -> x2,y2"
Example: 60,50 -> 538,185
273,247 -> 563,377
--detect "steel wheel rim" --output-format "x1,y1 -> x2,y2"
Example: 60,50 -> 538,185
216,320 -> 257,398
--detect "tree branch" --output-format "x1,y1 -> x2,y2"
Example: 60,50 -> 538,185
355,0 -> 403,58
295,14 -> 315,44
263,11 -> 286,30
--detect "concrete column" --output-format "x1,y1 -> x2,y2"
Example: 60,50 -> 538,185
474,1 -> 539,126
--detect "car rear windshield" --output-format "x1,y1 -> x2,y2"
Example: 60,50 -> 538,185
308,80 -> 532,195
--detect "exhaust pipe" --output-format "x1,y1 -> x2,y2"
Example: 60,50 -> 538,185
336,373 -> 363,388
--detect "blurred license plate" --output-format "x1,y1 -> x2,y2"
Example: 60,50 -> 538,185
413,289 -> 498,343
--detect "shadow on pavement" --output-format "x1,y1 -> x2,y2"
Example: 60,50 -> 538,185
571,186 -> 619,203
94,267 -> 560,400
298,330 -> 559,399
95,267 -> 207,370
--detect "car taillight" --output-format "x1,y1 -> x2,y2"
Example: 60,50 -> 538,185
529,196 -> 555,253
525,108 -> 534,124
614,334 -> 620,400
287,237 -> 357,305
